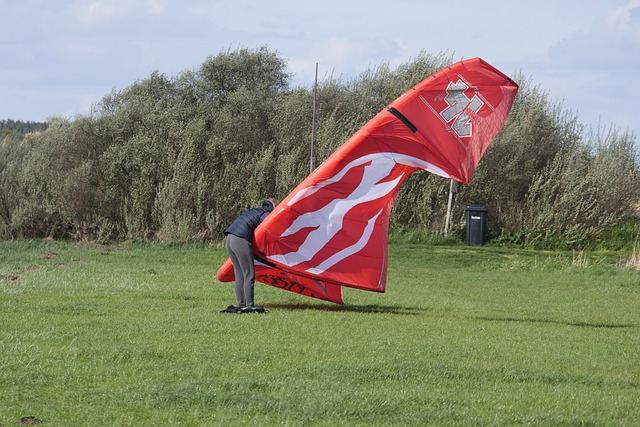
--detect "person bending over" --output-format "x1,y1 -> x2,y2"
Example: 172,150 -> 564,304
223,198 -> 277,313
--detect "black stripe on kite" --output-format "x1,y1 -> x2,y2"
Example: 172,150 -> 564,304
388,107 -> 418,133
254,254 -> 276,268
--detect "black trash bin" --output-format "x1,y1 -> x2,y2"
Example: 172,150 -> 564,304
465,204 -> 488,245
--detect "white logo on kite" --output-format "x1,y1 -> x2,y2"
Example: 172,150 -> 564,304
439,80 -> 483,138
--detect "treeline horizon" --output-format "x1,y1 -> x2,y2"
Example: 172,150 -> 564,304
0,119 -> 48,139
1,47 -> 638,249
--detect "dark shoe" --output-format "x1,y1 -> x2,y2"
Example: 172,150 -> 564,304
239,305 -> 266,313
220,305 -> 241,313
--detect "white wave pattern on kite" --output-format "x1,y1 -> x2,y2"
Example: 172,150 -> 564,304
306,209 -> 382,275
268,152 -> 447,274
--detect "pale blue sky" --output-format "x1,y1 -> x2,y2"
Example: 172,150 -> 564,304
1,0 -> 638,139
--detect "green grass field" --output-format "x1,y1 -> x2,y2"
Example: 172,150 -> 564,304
1,240 -> 639,426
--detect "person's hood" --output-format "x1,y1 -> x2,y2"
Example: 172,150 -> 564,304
261,199 -> 275,212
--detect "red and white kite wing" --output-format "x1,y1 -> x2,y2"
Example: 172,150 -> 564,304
217,57 -> 518,304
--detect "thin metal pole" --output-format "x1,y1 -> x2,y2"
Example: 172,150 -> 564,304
310,63 -> 318,174
444,179 -> 456,236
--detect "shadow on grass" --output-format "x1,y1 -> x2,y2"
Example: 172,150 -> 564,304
471,316 -> 636,329
267,302 -> 427,315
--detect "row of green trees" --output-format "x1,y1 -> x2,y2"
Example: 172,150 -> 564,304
1,47 -> 638,248
0,119 -> 48,139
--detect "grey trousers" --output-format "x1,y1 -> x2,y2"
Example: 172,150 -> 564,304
225,234 -> 255,307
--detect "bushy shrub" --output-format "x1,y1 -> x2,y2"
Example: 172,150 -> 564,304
1,47 -> 637,248
522,127 -> 639,248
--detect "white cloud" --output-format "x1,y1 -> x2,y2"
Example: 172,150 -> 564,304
605,0 -> 640,40
79,0 -> 130,26
146,0 -> 165,15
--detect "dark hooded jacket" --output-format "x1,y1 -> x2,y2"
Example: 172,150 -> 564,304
224,200 -> 275,242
